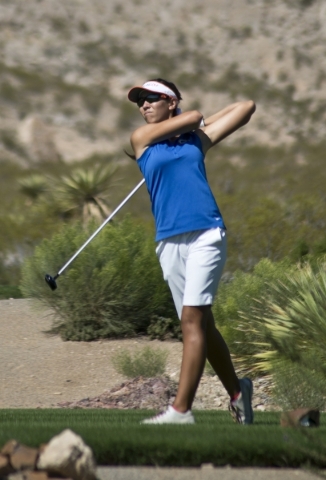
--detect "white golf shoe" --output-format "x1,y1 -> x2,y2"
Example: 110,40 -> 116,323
141,405 -> 195,424
229,377 -> 254,425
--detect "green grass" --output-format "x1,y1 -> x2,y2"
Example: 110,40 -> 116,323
0,410 -> 325,467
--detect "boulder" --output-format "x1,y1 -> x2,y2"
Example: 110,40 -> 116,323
37,429 -> 96,480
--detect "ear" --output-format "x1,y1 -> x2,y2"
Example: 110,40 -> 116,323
168,98 -> 178,112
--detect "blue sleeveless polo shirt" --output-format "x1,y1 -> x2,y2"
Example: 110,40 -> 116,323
136,131 -> 225,241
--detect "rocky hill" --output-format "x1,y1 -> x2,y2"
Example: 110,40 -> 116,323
0,0 -> 325,164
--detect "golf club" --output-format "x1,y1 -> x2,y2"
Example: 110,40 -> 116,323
45,178 -> 145,290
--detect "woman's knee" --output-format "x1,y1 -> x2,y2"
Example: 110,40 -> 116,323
181,306 -> 210,332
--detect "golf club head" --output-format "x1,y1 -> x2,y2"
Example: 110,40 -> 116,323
45,274 -> 57,291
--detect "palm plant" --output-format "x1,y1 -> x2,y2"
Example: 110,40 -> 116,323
52,164 -> 118,223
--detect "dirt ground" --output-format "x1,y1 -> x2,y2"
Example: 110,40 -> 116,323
0,299 -> 183,408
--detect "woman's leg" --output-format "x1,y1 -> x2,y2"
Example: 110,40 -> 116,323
205,307 -> 254,425
173,305 -> 207,413
173,305 -> 240,413
205,308 -> 240,397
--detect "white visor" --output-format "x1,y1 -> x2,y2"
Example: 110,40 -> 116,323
128,81 -> 178,102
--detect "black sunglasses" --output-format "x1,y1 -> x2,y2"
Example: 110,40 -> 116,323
137,93 -> 168,108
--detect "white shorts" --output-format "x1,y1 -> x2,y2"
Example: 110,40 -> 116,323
155,227 -> 227,319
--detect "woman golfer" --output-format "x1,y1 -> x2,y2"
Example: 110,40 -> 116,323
127,78 -> 256,424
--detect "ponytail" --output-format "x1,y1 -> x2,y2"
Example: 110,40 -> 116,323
124,149 -> 136,161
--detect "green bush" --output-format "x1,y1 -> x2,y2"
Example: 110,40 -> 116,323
0,285 -> 23,299
147,315 -> 182,341
20,217 -> 176,340
0,258 -> 22,286
247,259 -> 326,409
272,359 -> 326,410
112,346 -> 168,378
212,258 -> 296,374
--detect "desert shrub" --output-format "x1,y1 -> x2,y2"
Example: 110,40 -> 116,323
176,72 -> 202,89
49,16 -> 70,34
147,315 -> 182,341
19,174 -> 48,201
20,216 -> 176,340
112,346 -> 168,378
212,258 -> 296,374
0,285 -> 23,299
272,359 -> 326,410
79,41 -> 109,67
0,262 -> 21,286
246,259 -> 326,409
285,0 -> 316,8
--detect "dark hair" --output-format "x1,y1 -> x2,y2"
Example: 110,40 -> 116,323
124,78 -> 182,159
149,78 -> 183,103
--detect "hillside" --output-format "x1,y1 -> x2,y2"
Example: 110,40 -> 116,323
0,0 -> 325,163
1,0 -> 326,285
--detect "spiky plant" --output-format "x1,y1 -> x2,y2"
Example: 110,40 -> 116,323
241,259 -> 326,408
254,260 -> 326,366
52,164 -> 118,223
19,174 -> 47,201
212,258 -> 295,376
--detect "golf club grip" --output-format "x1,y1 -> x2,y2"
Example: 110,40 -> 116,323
57,178 -> 145,276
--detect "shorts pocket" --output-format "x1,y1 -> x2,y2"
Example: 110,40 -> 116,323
197,227 -> 224,248
155,241 -> 164,258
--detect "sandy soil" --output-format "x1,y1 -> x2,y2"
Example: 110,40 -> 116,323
0,299 -> 183,408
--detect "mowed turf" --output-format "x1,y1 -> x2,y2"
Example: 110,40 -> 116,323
0,410 -> 325,468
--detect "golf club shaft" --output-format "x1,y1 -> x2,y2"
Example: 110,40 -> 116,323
57,178 -> 145,277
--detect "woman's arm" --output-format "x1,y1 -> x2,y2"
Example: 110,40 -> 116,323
130,110 -> 203,159
197,101 -> 256,154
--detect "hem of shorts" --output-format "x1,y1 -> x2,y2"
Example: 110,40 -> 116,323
183,294 -> 214,307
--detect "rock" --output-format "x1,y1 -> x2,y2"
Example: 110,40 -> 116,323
1,440 -> 38,471
57,376 -> 177,410
37,429 -> 96,480
8,472 -> 50,480
280,408 -> 320,428
57,375 -> 282,412
1,440 -> 20,456
18,116 -> 60,163
10,445 -> 39,471
0,453 -> 15,476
